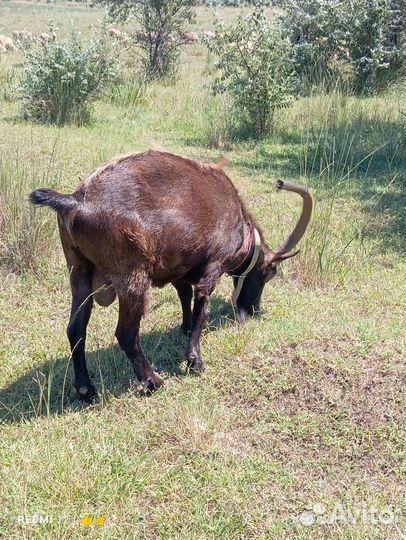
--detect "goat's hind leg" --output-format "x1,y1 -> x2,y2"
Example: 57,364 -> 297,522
173,280 -> 193,334
67,258 -> 95,402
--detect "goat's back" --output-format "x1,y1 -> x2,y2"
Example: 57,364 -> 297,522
67,151 -> 247,283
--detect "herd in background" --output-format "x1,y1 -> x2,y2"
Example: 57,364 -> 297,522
0,30 -> 53,52
4,1 -> 399,133
110,28 -> 202,44
0,27 -> 208,54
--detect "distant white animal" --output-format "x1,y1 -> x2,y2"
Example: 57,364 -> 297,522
39,32 -> 52,44
0,35 -> 17,52
135,31 -> 173,46
109,28 -> 124,40
182,31 -> 199,44
136,30 -> 160,43
13,29 -> 34,42
202,31 -> 214,40
109,28 -> 121,38
135,31 -> 149,42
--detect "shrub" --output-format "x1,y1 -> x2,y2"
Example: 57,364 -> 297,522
205,7 -> 295,136
275,0 -> 350,93
276,0 -> 405,94
19,27 -> 116,125
95,0 -> 197,80
348,0 -> 405,91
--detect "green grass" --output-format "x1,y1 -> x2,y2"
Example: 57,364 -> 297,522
0,2 -> 405,540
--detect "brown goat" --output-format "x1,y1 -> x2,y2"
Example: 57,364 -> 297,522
30,151 -> 312,401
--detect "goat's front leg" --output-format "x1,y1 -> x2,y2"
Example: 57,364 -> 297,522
186,268 -> 220,373
173,280 -> 193,334
115,293 -> 164,393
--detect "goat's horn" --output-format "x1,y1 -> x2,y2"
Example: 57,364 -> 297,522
271,180 -> 313,260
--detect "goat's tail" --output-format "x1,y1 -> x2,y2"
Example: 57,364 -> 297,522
29,188 -> 78,215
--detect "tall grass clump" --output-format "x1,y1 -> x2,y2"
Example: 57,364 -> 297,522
272,90 -> 405,284
200,96 -> 237,149
0,157 -> 59,275
109,76 -> 146,110
0,64 -> 19,103
19,27 -> 116,125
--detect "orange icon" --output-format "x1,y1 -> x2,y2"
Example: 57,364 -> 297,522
81,516 -> 93,527
97,516 -> 105,526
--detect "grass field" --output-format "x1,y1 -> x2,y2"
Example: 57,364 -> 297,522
0,2 -> 405,539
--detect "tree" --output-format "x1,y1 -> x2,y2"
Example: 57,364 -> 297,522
95,0 -> 197,79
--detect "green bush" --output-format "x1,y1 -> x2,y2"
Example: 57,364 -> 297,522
276,0 -> 405,94
205,7 -> 295,136
348,0 -> 405,91
19,28 -> 116,125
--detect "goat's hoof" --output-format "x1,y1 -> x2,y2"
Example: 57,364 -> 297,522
142,372 -> 164,393
75,384 -> 96,403
186,359 -> 205,374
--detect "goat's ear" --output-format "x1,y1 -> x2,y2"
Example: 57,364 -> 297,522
270,249 -> 300,264
260,248 -> 300,275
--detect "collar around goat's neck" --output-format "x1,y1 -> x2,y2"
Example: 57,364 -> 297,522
229,224 -> 261,305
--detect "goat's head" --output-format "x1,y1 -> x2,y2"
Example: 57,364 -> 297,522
234,180 -> 313,322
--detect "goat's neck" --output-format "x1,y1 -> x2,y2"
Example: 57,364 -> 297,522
226,218 -> 254,274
